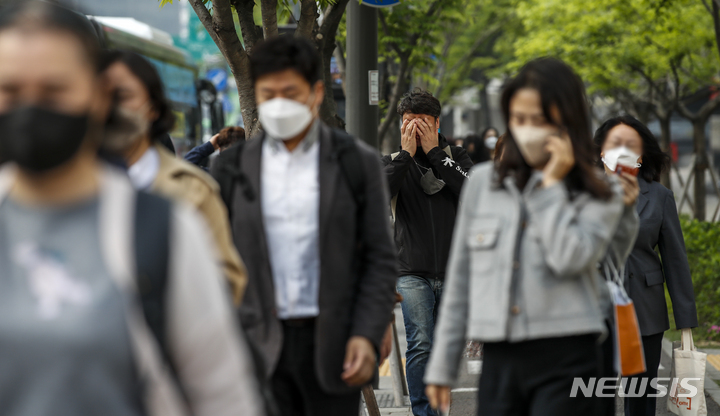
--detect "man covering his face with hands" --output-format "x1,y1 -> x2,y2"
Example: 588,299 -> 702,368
381,89 -> 473,416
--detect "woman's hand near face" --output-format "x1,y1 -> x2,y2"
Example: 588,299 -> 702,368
618,172 -> 639,206
541,132 -> 575,188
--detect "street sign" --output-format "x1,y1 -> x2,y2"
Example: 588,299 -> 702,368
368,70 -> 379,105
206,68 -> 228,92
361,0 -> 400,8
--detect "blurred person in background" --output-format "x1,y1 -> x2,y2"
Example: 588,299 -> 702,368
0,2 -> 263,416
462,134 -> 491,164
184,126 -> 245,171
211,35 -> 397,416
381,88 -> 473,416
101,50 -> 247,304
480,126 -> 500,159
594,115 -> 698,416
425,58 -> 626,416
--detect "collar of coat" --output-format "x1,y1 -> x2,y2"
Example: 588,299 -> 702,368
152,143 -> 219,192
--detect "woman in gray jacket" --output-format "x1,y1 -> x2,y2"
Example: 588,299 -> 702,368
424,58 -> 626,416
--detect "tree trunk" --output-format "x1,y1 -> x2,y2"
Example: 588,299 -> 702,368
712,1 -> 720,62
678,90 -> 720,220
659,114 -> 672,188
261,0 -> 278,38
693,118 -> 708,221
233,59 -> 261,137
479,80 -> 491,129
316,0 -> 349,129
190,0 -> 348,137
377,55 -> 409,146
319,34 -> 344,129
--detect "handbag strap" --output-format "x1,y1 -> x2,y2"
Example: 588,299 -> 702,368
681,328 -> 695,351
603,255 -> 624,286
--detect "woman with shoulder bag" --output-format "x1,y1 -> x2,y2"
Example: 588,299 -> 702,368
594,115 -> 699,416
424,57 -> 628,416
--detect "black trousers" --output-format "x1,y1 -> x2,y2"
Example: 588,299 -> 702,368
623,332 -> 664,416
599,319 -> 617,416
271,321 -> 361,416
477,335 -> 601,416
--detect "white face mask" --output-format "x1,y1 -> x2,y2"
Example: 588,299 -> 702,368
509,125 -> 557,167
485,136 -> 498,149
258,96 -> 315,140
602,146 -> 641,171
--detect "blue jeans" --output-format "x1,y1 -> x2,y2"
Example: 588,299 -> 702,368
397,275 -> 443,416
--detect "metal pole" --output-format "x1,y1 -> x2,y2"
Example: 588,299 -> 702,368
345,1 -> 378,148
361,385 -> 382,416
389,315 -> 408,406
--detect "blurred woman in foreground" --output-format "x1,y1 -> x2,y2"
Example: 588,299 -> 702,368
0,2 -> 263,415
424,58 -> 627,416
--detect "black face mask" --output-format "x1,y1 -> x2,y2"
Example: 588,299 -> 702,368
0,106 -> 89,173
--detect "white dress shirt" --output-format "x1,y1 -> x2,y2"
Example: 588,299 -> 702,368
261,121 -> 321,319
127,147 -> 160,190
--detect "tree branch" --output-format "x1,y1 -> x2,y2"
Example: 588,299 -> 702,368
408,0 -> 443,46
261,0 -> 278,38
377,55 -> 410,141
629,64 -> 676,107
443,22 -> 504,83
319,0 -> 350,40
188,0 -> 222,46
188,0 -> 220,45
711,0 -> 720,62
296,0 -> 318,39
432,31 -> 455,97
702,0 -> 713,14
698,89 -> 720,120
378,9 -> 402,56
231,0 -> 262,54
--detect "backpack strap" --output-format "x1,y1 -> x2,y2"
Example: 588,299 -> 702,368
331,129 -> 366,209
212,140 -> 253,221
134,191 -> 188,401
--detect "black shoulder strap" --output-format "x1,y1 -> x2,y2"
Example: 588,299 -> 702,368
134,191 -> 187,400
331,128 -> 366,209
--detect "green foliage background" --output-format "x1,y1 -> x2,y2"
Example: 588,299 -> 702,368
666,216 -> 720,343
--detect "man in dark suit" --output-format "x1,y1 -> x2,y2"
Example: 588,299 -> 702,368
211,35 -> 397,416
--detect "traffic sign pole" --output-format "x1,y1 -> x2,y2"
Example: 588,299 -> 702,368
345,1 -> 378,148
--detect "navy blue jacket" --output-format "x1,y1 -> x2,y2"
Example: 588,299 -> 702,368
624,178 -> 698,335
184,141 -> 215,172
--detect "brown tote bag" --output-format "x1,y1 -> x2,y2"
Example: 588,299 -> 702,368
604,260 -> 646,376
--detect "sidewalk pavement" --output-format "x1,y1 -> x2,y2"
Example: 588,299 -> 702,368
368,305 -> 720,415
366,304 -> 412,416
